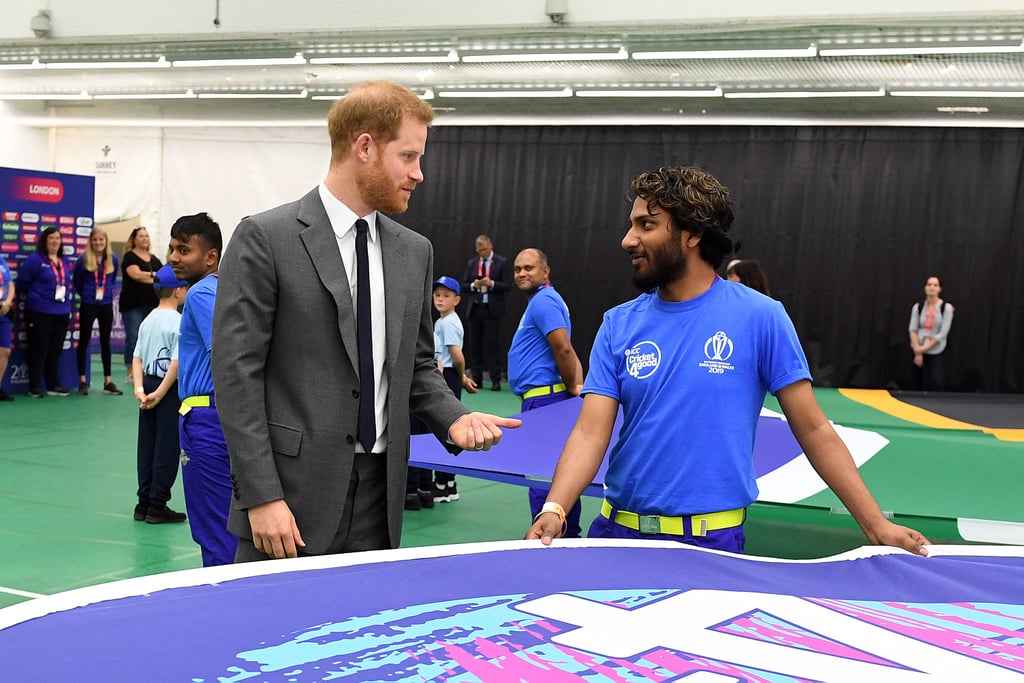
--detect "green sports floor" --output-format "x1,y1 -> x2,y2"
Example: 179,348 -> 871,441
1,358 -> 1018,610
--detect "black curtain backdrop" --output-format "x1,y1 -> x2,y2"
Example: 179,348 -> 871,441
401,125 -> 1024,393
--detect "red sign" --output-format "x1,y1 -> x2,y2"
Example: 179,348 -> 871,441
2,212 -> 18,221
12,177 -> 64,203
1,243 -> 19,253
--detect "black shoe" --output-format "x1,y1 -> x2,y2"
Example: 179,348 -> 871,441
103,382 -> 123,396
46,386 -> 71,397
417,489 -> 435,509
491,381 -> 501,391
0,389 -> 13,402
446,481 -> 460,501
145,505 -> 187,524
78,382 -> 90,396
28,389 -> 45,398
133,502 -> 149,521
404,492 -> 422,510
432,482 -> 452,503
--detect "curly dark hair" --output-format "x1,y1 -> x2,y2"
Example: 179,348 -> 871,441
630,166 -> 736,269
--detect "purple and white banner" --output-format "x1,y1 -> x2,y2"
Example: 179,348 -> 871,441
2,541 -> 1022,681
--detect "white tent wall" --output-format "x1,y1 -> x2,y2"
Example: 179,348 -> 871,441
1,103 -> 50,171
45,126 -> 328,255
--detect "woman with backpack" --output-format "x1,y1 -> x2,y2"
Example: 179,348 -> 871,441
908,276 -> 954,391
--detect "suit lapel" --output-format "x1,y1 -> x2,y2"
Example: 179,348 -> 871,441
297,189 -> 359,372
378,215 -> 409,373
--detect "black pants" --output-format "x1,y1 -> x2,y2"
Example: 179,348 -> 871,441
25,310 -> 69,392
910,353 -> 945,391
467,304 -> 502,384
137,375 -> 182,506
407,367 -> 462,492
234,453 -> 390,561
77,302 -> 114,377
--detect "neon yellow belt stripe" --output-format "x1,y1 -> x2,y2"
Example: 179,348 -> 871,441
179,395 -> 212,415
521,383 -> 566,400
600,499 -> 745,536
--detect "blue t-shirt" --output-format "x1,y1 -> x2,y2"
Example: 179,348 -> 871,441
134,308 -> 180,378
0,260 -> 11,301
433,312 -> 464,369
72,254 -> 119,305
178,274 -> 217,398
584,278 -> 810,516
507,285 -> 572,396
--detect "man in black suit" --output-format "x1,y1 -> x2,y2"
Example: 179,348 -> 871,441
463,234 -> 510,391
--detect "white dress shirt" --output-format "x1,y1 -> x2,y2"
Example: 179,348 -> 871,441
318,183 -> 388,453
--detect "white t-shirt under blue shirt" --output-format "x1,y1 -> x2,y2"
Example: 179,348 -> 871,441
584,278 -> 810,516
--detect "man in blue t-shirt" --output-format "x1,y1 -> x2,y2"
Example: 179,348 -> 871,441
170,212 -> 238,567
507,248 -> 584,536
526,166 -> 929,557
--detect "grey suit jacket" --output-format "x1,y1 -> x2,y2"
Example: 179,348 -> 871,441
212,188 -> 468,553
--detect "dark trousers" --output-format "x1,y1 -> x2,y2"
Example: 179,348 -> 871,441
76,302 -> 114,377
407,367 -> 461,492
137,375 -> 181,507
910,353 -> 945,391
25,310 -> 69,392
467,304 -> 502,384
235,452 -> 390,561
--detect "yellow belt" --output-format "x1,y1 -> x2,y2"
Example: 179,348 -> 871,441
179,395 -> 213,416
521,383 -> 566,400
601,499 -> 745,537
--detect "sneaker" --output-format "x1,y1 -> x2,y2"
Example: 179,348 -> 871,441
446,481 -> 460,502
103,382 -> 123,396
78,382 -> 90,396
46,386 -> 71,397
133,502 -> 149,521
28,389 -> 45,398
0,389 -> 13,402
145,505 -> 187,524
432,482 -> 452,503
404,492 -> 422,511
417,489 -> 435,509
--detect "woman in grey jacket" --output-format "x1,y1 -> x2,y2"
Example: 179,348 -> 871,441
908,275 -> 954,391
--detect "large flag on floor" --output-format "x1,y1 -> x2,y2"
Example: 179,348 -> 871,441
2,541 -> 1023,681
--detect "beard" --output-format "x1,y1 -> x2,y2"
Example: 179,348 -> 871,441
631,237 -> 687,292
357,157 -> 409,214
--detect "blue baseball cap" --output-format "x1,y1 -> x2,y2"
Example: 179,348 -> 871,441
433,276 -> 460,295
154,264 -> 189,290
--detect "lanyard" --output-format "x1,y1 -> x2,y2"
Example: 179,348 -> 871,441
477,256 -> 491,279
94,260 -> 107,288
50,257 -> 65,287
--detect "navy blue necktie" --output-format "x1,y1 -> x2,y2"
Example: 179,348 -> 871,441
355,218 -> 376,452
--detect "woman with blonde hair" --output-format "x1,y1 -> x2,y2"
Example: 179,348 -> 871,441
118,226 -> 162,384
73,227 -> 122,395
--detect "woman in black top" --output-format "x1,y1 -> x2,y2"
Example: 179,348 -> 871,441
119,227 -> 162,383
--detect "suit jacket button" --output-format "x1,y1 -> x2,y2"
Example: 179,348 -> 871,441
346,434 -> 355,444
352,389 -> 359,398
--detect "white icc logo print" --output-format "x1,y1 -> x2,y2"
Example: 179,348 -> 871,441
625,341 -> 661,379
699,331 -> 735,374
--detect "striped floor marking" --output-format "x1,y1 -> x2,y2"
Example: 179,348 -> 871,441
838,389 -> 1024,442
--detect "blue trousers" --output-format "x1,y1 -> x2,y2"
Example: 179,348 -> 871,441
523,390 -> 583,538
179,405 -> 238,566
588,509 -> 746,554
137,376 -> 181,506
121,306 -> 152,368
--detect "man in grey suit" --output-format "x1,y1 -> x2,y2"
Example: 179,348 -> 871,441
213,81 -> 520,561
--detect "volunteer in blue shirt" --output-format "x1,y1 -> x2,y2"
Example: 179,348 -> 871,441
507,248 -> 584,536
72,226 -> 122,396
0,257 -> 16,401
16,227 -> 73,397
526,165 -> 930,557
169,212 -> 238,567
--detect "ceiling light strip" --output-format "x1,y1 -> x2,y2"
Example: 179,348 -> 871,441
310,50 -> 457,64
632,46 -> 817,60
461,48 -> 626,63
889,90 -> 1024,98
196,89 -> 308,99
820,43 -> 1024,57
723,88 -> 885,99
576,87 -> 722,98
436,87 -> 573,98
44,58 -> 170,70
171,53 -> 306,68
